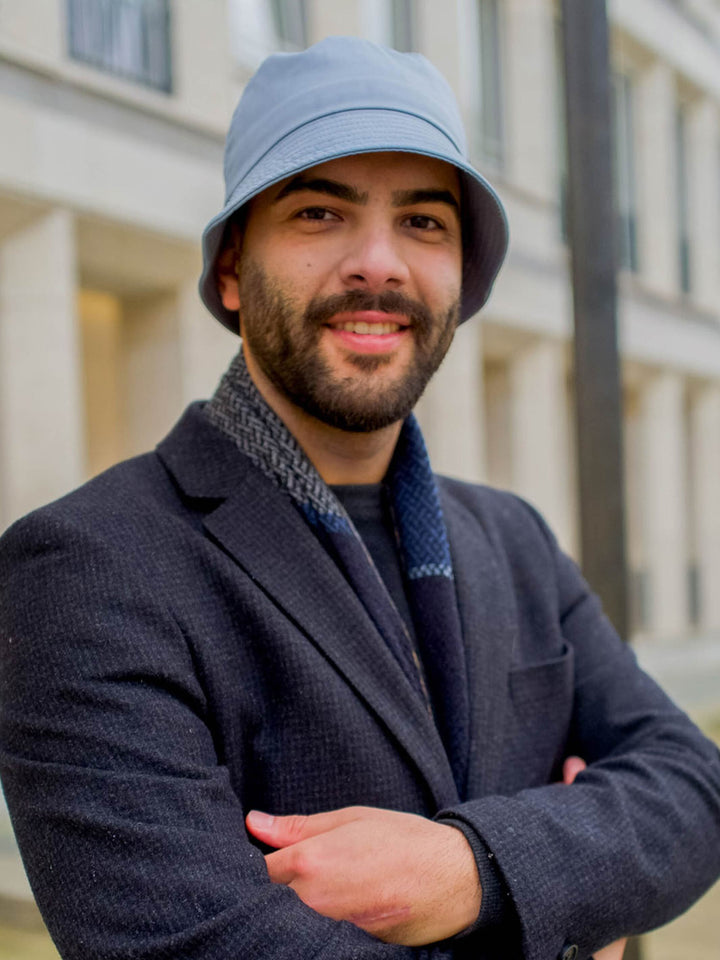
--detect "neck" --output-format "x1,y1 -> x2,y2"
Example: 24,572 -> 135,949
243,346 -> 402,484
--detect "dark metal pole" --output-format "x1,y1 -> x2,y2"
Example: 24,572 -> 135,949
561,0 -> 628,639
560,3 -> 639,958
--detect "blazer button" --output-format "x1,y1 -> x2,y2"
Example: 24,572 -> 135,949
559,945 -> 579,960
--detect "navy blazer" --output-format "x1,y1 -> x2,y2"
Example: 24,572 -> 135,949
1,403 -> 719,960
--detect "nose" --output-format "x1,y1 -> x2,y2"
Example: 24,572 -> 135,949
338,222 -> 410,293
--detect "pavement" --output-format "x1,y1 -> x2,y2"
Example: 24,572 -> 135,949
645,881 -> 720,960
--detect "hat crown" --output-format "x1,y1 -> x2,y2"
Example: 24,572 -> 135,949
223,36 -> 467,203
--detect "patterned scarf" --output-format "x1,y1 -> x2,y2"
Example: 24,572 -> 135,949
205,352 -> 469,795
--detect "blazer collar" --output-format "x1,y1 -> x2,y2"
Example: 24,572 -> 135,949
156,402 -> 251,500
157,403 -> 458,809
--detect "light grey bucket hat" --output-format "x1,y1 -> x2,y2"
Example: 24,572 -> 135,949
199,36 -> 509,333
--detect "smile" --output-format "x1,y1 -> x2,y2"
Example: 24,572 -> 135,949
324,312 -> 410,355
335,321 -> 402,335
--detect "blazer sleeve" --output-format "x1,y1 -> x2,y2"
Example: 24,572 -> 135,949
0,510 -> 437,960
437,498 -> 720,960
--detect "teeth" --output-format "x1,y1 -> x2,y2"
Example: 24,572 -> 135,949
336,322 -> 401,335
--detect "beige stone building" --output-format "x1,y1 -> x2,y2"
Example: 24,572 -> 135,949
3,0 -> 720,657
0,0 -> 718,670
1,0 -> 719,946
0,0 -> 241,528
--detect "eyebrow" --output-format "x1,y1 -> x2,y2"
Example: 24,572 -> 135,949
273,177 -> 369,205
272,178 -> 460,213
391,188 -> 460,212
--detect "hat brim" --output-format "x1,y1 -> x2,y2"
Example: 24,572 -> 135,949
199,109 -> 508,332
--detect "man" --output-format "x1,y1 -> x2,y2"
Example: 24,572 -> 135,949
1,37 -> 718,960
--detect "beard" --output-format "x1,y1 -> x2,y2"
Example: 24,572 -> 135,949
237,259 -> 459,432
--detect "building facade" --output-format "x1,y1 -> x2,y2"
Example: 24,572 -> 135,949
0,0 -> 241,529
1,0 -> 719,946
4,0 -> 720,654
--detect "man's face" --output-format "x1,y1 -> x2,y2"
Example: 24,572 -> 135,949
219,152 -> 463,432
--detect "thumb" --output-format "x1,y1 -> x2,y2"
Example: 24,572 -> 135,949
246,806 -> 366,849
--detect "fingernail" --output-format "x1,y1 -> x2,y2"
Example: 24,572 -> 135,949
247,810 -> 275,830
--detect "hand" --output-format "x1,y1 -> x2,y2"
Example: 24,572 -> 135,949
563,758 -> 627,960
246,805 -> 481,945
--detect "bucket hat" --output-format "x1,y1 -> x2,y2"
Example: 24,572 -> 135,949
199,36 -> 509,332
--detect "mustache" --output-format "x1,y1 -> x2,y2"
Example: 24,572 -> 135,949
303,290 -> 435,334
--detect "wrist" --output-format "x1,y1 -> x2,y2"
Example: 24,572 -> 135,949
440,823 -> 483,936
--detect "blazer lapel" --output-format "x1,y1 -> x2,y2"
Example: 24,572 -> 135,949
157,405 -> 457,810
441,486 -> 516,798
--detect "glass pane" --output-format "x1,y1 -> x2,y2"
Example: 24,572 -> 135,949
612,73 -> 638,272
66,0 -> 172,92
676,105 -> 691,293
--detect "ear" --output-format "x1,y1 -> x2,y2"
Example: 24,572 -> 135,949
216,243 -> 241,312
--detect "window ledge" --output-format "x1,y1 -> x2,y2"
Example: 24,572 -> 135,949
0,37 -> 227,138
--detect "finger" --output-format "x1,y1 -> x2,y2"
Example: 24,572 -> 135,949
246,806 -> 369,848
562,756 -> 587,785
263,846 -> 300,885
594,938 -> 627,960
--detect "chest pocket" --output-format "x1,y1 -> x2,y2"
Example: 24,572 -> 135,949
502,643 -> 575,790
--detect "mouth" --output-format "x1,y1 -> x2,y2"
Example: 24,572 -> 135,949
334,320 -> 403,335
324,311 -> 411,354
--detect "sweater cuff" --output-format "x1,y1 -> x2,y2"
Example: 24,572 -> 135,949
436,813 -> 515,934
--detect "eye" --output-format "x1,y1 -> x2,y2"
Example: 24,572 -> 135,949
297,207 -> 340,222
403,214 -> 443,231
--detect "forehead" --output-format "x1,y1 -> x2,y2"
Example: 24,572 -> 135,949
257,151 -> 462,207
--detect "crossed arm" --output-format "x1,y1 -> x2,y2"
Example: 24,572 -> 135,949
3,506 -> 718,959
246,758 -> 627,959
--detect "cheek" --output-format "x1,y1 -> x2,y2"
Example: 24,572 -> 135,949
270,249 -> 334,294
417,256 -> 461,307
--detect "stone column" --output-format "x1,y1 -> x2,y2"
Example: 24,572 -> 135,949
503,0 -> 557,200
415,320 -> 485,483
484,359 -> 512,491
508,338 -> 575,553
635,61 -> 679,296
0,208 -> 84,527
639,372 -> 688,639
623,385 -> 648,637
121,291 -> 183,458
686,98 -> 720,312
689,385 -> 720,632
359,0 -> 392,44
79,290 -> 123,478
177,275 -> 237,406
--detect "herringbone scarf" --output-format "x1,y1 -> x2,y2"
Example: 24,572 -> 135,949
205,351 -> 469,794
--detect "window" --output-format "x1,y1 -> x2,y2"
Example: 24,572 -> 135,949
676,103 -> 692,294
474,0 -> 503,168
67,0 -> 172,92
612,72 -> 638,272
390,0 -> 417,52
270,0 -> 308,50
554,12 -> 568,238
